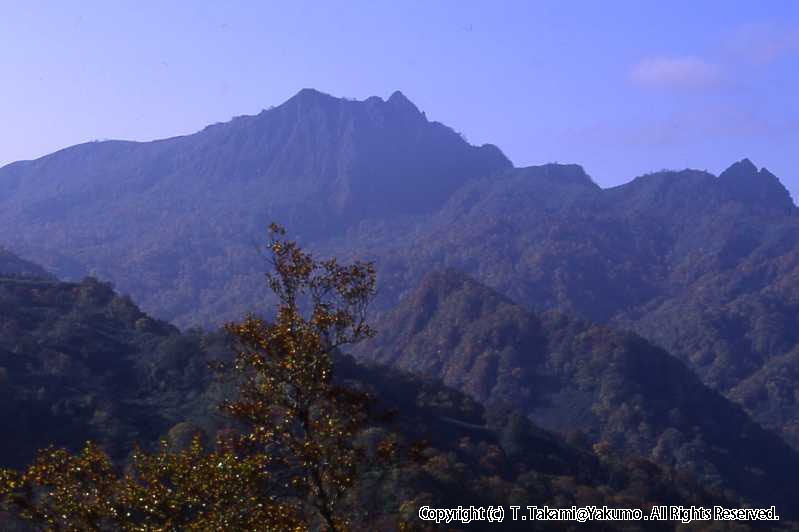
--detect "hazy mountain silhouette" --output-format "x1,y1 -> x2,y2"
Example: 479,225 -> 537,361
0,89 -> 510,326
0,247 -> 54,279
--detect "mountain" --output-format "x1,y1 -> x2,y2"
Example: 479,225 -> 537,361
339,159 -> 799,448
0,89 -> 510,328
0,271 -> 741,530
0,274 -> 221,468
329,354 -> 744,529
353,269 -> 799,515
3,89 -> 799,451
0,247 -> 53,280
366,160 -> 796,322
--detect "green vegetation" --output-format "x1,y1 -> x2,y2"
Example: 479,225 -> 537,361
349,161 -> 799,450
355,269 -> 799,516
0,273 -> 222,469
0,232 -> 751,530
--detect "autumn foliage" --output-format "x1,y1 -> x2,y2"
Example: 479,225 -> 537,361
0,223 -> 398,531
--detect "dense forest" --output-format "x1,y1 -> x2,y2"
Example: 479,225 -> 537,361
345,159 -> 799,450
0,244 -> 752,530
0,272 -> 224,468
354,269 -> 799,515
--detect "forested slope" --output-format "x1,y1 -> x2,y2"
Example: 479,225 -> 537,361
354,269 -> 799,515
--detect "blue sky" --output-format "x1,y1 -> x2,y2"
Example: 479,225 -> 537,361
2,1 -> 798,198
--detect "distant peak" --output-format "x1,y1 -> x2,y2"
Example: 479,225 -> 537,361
542,163 -> 592,180
517,163 -> 598,188
720,158 -> 758,178
387,90 -> 421,114
286,88 -> 336,104
283,88 -> 423,116
388,90 -> 409,103
719,158 -> 795,211
759,166 -> 778,180
296,88 -> 327,97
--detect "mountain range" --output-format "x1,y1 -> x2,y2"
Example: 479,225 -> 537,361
3,88 -> 799,524
343,158 -> 799,448
0,89 -> 508,327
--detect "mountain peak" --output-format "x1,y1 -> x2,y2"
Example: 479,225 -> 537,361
720,158 -> 758,178
285,88 -> 337,105
386,90 -> 421,114
387,89 -> 409,103
538,163 -> 597,188
719,158 -> 794,212
496,164 -> 598,193
295,87 -> 330,98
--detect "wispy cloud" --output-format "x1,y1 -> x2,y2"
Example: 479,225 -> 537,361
629,56 -> 721,89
